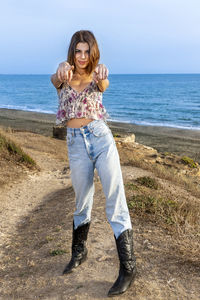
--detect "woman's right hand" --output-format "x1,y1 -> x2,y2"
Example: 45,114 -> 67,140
56,62 -> 74,83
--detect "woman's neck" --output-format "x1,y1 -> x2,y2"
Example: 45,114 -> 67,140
74,67 -> 87,76
74,69 -> 92,81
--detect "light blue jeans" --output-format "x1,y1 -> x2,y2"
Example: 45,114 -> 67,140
66,119 -> 132,239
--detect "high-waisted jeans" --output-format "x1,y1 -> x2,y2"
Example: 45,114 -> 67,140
66,119 -> 132,239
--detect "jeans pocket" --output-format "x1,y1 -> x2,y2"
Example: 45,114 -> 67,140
67,132 -> 74,146
92,123 -> 111,137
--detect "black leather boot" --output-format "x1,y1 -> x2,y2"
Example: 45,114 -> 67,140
63,221 -> 90,274
108,229 -> 136,296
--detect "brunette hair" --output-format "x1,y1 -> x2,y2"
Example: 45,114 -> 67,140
67,30 -> 100,74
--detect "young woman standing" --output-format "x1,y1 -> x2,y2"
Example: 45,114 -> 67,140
51,30 -> 136,296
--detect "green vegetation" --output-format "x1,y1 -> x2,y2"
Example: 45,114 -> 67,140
136,176 -> 159,189
45,236 -> 54,242
0,131 -> 36,167
163,152 -> 172,156
181,156 -> 198,168
113,133 -> 121,138
126,178 -> 200,234
54,226 -> 62,232
128,194 -> 177,225
125,183 -> 138,191
49,249 -> 67,256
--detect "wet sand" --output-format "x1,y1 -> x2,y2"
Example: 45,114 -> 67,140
0,108 -> 200,161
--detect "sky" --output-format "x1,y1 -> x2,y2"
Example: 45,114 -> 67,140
1,0 -> 200,74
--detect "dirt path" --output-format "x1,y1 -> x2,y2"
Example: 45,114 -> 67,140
0,132 -> 199,299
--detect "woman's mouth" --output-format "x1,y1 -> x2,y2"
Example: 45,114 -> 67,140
78,61 -> 87,65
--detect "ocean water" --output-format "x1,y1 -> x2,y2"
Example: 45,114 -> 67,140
0,74 -> 200,130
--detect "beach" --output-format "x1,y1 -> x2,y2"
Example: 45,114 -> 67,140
1,108 -> 200,161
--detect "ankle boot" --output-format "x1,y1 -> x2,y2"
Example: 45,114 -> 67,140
63,221 -> 90,274
108,229 -> 137,296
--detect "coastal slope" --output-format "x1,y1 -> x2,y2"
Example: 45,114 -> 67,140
0,127 -> 199,299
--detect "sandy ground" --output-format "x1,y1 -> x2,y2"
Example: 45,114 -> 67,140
0,130 -> 200,299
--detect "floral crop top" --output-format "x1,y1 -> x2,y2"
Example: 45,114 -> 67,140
56,80 -> 109,125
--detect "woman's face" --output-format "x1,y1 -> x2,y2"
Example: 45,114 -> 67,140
74,42 -> 90,70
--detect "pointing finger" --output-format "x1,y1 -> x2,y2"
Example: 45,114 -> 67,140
69,70 -> 73,82
99,66 -> 102,80
95,65 -> 99,74
103,67 -> 107,80
57,69 -> 62,82
62,69 -> 67,81
68,70 -> 71,82
66,70 -> 69,81
106,69 -> 109,77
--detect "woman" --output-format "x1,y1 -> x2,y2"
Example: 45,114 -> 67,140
51,30 -> 136,296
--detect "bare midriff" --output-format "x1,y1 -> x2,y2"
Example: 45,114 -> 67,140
66,118 -> 94,128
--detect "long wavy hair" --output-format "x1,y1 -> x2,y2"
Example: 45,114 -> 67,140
67,30 -> 100,74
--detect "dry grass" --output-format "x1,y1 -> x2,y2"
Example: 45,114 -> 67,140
0,129 -> 37,167
116,139 -> 200,259
125,176 -> 200,258
0,128 -> 38,186
118,144 -> 200,198
146,162 -> 200,197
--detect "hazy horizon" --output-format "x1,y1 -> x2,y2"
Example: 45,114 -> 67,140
1,73 -> 200,75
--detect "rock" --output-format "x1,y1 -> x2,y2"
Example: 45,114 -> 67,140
143,239 -> 153,250
62,166 -> 70,174
156,157 -> 163,164
123,134 -> 135,143
53,125 -> 66,140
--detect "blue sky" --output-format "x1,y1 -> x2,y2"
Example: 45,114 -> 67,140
1,0 -> 200,74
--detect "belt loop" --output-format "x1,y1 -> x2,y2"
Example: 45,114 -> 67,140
80,127 -> 83,136
88,121 -> 93,132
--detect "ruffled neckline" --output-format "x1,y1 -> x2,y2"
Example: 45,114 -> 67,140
67,80 -> 94,96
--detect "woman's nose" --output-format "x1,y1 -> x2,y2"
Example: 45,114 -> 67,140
81,52 -> 86,59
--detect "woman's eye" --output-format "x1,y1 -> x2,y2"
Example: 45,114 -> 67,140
75,50 -> 89,54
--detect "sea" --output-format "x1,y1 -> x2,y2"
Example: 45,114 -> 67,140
0,74 -> 200,130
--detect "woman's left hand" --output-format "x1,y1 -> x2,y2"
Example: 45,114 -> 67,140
93,64 -> 109,83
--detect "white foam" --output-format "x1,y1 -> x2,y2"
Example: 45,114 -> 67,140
0,105 -> 55,115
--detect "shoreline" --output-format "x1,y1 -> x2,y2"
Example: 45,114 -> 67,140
0,108 -> 200,162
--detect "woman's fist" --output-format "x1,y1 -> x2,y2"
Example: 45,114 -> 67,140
93,64 -> 109,83
56,62 -> 74,83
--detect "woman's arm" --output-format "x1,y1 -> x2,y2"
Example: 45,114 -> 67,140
51,73 -> 63,89
97,79 -> 109,92
93,64 -> 109,92
51,62 -> 74,89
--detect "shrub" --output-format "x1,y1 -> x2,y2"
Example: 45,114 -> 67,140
0,131 -> 36,167
49,249 -> 67,256
136,176 -> 159,189
181,156 -> 198,168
